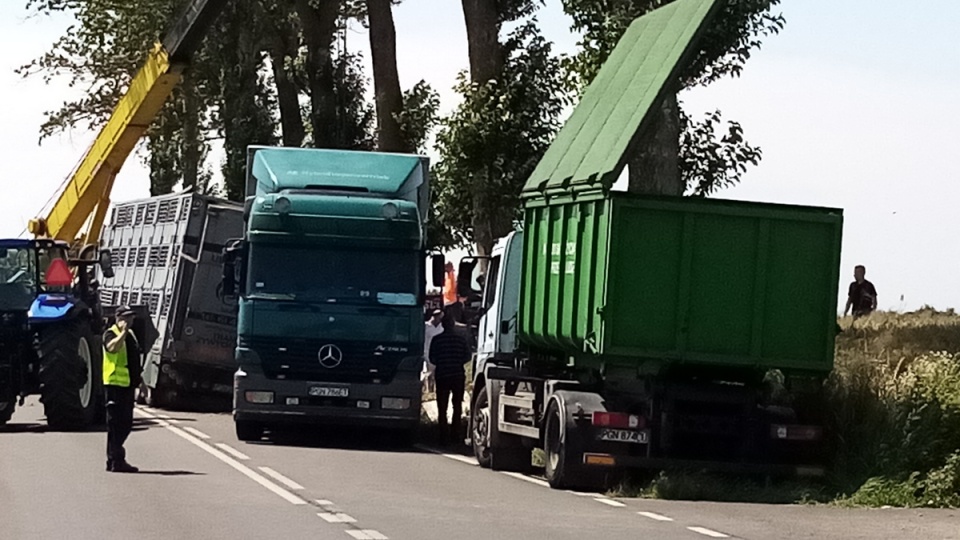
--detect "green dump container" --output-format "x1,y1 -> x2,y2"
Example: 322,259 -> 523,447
519,192 -> 843,374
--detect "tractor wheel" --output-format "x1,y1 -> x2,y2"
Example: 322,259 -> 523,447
38,319 -> 100,430
0,401 -> 14,426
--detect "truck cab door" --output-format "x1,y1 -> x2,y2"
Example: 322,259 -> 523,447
476,254 -> 502,363
477,230 -> 523,362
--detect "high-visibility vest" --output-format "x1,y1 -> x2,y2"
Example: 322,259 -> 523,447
102,325 -> 130,387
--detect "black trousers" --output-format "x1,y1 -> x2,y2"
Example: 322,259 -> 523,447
105,385 -> 135,464
436,375 -> 465,432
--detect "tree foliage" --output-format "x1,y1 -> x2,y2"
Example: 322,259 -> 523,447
20,0 -> 380,201
433,21 -> 566,251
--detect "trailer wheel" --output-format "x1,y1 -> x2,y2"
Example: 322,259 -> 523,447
235,420 -> 264,442
38,320 -> 100,430
471,384 -> 493,468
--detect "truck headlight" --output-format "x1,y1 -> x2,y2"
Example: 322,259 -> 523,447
381,397 -> 411,410
274,196 -> 291,215
381,202 -> 399,220
245,391 -> 274,404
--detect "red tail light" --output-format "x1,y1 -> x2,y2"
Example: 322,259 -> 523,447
592,411 -> 646,429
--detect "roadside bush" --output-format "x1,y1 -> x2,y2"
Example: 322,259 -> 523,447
828,310 -> 960,507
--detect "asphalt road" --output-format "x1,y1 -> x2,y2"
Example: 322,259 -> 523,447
2,398 -> 958,540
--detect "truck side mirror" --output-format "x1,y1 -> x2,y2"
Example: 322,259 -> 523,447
220,240 -> 243,298
500,320 -> 511,335
243,196 -> 255,223
431,254 -> 446,288
221,259 -> 236,297
99,249 -> 115,279
457,259 -> 476,298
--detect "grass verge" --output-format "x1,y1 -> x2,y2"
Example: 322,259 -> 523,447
610,309 -> 960,508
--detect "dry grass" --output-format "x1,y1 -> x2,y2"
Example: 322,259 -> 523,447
828,308 -> 960,507
615,308 -> 960,507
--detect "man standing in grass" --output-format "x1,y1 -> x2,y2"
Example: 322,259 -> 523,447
844,265 -> 878,318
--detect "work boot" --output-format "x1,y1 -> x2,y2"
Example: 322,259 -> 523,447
109,461 -> 139,473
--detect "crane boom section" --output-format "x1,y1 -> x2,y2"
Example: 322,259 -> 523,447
28,0 -> 228,247
28,45 -> 182,245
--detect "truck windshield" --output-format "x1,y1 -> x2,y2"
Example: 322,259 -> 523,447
247,244 -> 420,305
0,247 -> 38,311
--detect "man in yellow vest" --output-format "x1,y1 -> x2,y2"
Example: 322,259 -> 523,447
103,305 -> 142,473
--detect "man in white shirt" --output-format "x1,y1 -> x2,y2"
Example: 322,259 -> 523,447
423,309 -> 444,393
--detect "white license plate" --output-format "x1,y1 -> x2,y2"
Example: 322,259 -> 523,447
597,428 -> 649,444
309,386 -> 349,398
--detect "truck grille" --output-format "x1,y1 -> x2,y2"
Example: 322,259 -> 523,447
243,336 -> 413,384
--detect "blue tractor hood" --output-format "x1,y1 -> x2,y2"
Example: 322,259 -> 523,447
245,146 -> 430,224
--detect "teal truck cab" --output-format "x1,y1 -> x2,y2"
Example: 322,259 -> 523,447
221,147 -> 433,441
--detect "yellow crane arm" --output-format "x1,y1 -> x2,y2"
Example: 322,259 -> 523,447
28,46 -> 180,245
28,0 -> 228,248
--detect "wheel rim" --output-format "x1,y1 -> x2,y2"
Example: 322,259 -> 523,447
473,400 -> 490,458
546,407 -> 561,473
78,336 -> 93,409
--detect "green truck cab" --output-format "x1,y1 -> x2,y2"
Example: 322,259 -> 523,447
222,147 -> 431,441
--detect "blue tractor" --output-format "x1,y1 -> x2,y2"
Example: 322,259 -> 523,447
0,240 -> 118,428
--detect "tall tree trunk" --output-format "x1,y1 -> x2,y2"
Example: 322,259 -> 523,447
263,1 -> 304,148
295,0 -> 340,149
180,76 -> 201,191
367,0 -> 405,152
460,0 -> 503,84
461,0 -> 505,256
627,93 -> 683,195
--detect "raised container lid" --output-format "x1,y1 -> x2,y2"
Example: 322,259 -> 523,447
522,0 -> 721,199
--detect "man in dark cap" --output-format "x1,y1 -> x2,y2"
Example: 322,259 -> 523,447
102,305 -> 142,473
428,314 -> 471,445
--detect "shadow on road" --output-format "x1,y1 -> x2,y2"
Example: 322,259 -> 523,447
134,470 -> 205,476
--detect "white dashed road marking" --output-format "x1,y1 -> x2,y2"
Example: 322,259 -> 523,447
215,443 -> 250,461
318,512 -> 357,523
500,471 -> 550,488
638,511 -> 674,522
594,498 -> 626,508
133,408 -> 306,506
413,444 -> 477,466
688,526 -> 730,538
258,466 -> 305,491
182,426 -> 211,440
345,530 -> 388,540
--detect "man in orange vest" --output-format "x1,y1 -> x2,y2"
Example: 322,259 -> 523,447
443,262 -> 457,305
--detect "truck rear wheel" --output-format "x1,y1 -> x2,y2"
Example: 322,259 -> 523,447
544,399 -> 587,489
38,320 -> 100,430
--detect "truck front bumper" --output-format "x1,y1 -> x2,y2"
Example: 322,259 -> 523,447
233,365 -> 421,430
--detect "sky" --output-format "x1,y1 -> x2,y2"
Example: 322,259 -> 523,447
1,1 -> 958,312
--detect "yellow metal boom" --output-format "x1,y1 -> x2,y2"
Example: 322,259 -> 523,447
28,0 -> 227,248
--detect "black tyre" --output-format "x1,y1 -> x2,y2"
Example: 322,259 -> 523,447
472,382 -> 532,472
235,420 -> 264,442
0,401 -> 14,426
38,319 -> 100,430
544,399 -> 588,490
471,384 -> 492,468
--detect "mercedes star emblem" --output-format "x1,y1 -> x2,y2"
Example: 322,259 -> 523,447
318,344 -> 343,369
